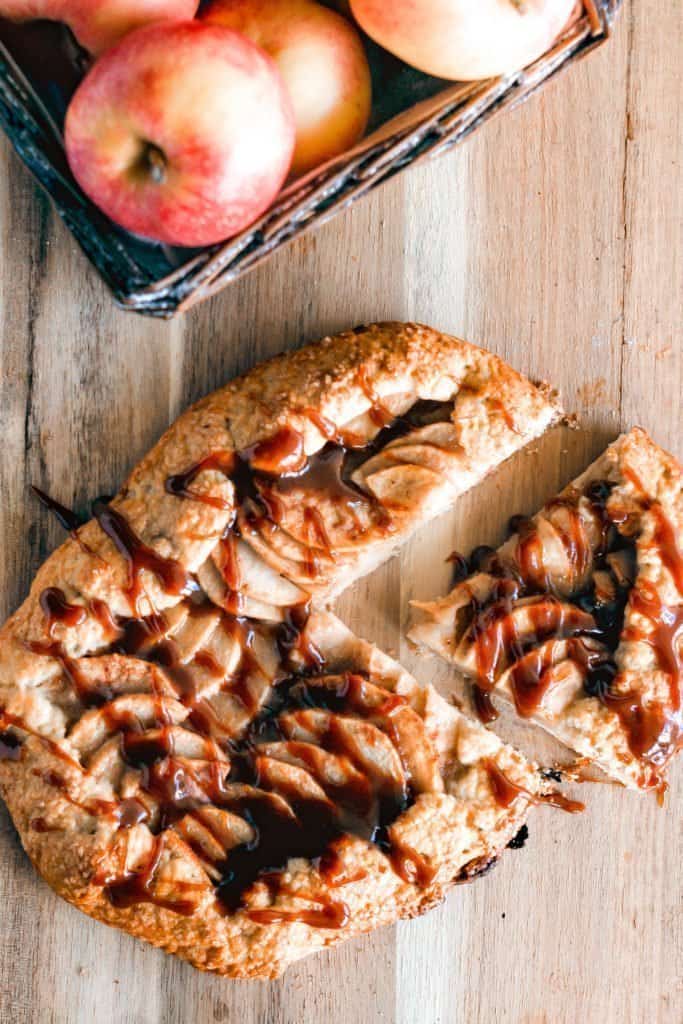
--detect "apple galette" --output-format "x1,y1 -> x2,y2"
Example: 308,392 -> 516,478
410,428 -> 683,792
0,322 -> 567,978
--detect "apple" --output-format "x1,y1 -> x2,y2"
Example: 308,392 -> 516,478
349,0 -> 576,81
64,21 -> 295,247
0,0 -> 200,54
201,0 -> 371,178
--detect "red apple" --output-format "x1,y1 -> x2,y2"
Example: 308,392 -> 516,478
202,0 -> 371,178
0,0 -> 200,54
64,22 -> 295,246
350,0 -> 576,81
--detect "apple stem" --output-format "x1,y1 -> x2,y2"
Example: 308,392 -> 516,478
144,144 -> 167,185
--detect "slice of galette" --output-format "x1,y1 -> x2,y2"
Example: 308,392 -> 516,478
0,602 -> 567,979
410,428 -> 683,792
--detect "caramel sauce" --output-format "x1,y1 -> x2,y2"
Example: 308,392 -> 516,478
165,451 -> 235,510
513,518 -> 550,592
389,840 -> 437,887
608,585 -> 683,765
103,836 -> 200,916
507,637 -> 607,718
0,709 -> 83,772
470,582 -> 598,719
24,636 -> 103,708
244,870 -> 349,928
246,893 -> 350,929
39,587 -> 87,637
357,367 -> 394,429
194,648 -> 225,677
317,840 -> 368,887
88,597 -> 122,642
30,766 -> 125,824
490,398 -> 520,435
32,485 -> 83,534
277,602 -> 325,669
32,485 -> 95,556
302,407 -> 365,449
92,500 -> 191,614
246,426 -> 307,476
650,503 -> 683,594
552,501 -> 590,579
266,443 -> 381,539
215,531 -> 244,615
117,797 -> 151,829
485,760 -> 584,814
303,505 -> 334,570
473,686 -> 499,724
588,499 -> 683,772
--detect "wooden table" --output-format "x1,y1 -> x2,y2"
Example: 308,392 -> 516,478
0,3 -> 680,1021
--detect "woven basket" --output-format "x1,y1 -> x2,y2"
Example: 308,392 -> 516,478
0,1 -> 621,318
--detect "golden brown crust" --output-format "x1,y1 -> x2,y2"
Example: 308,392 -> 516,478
410,428 -> 683,791
0,322 -> 563,978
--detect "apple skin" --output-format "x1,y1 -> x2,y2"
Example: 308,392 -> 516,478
64,22 -> 295,247
349,0 -> 576,81
0,0 -> 200,54
201,0 -> 371,178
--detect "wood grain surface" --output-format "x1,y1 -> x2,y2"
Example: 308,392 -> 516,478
0,2 -> 680,1021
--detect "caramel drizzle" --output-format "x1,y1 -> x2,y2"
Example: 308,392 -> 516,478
164,452 -> 235,510
230,863 -> 352,932
39,587 -> 87,637
470,580 -> 598,720
490,398 -> 520,435
590,496 -> 683,771
92,500 -> 191,615
31,485 -> 94,556
245,426 -> 307,476
216,530 -> 244,615
485,760 -> 584,815
389,839 -> 437,887
246,890 -> 350,929
99,835 -> 200,917
356,367 -> 394,429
